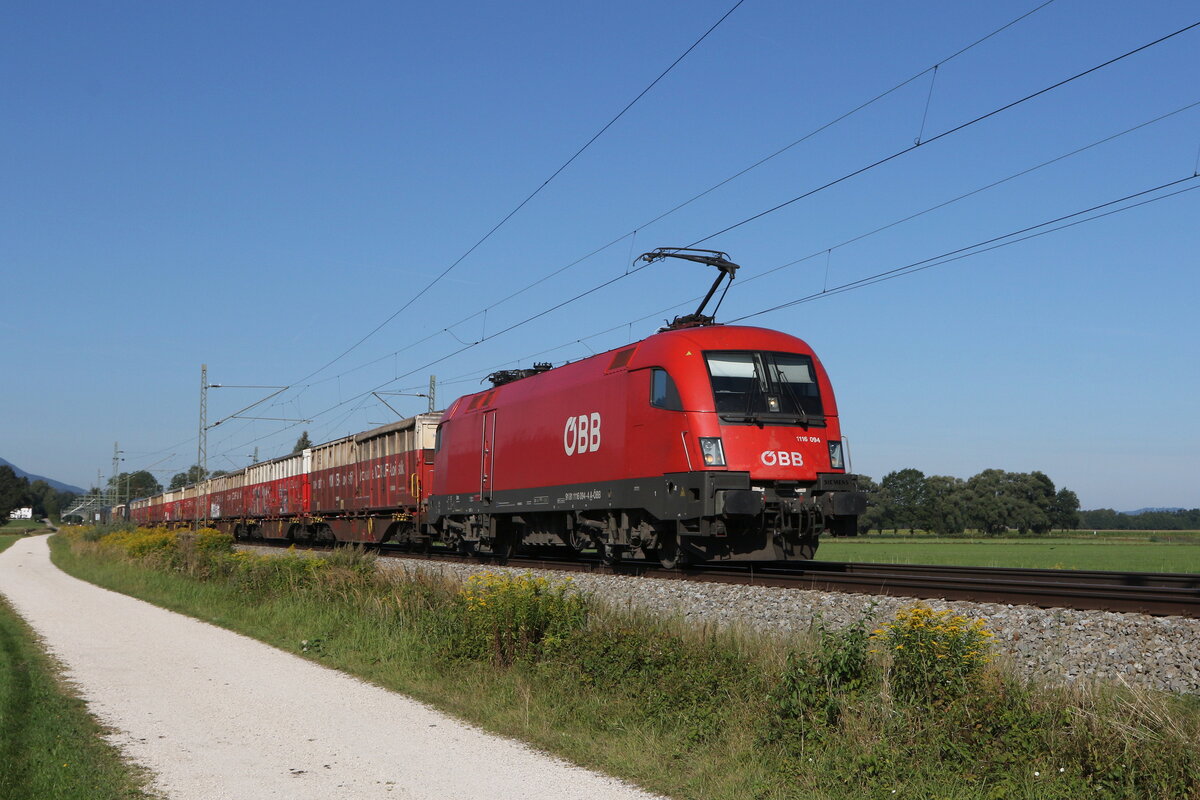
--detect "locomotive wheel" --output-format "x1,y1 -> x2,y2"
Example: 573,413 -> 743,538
601,544 -> 622,565
568,529 -> 591,553
491,532 -> 516,561
657,532 -> 681,570
796,535 -> 818,560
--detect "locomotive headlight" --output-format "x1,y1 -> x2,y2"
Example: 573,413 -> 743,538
699,437 -> 727,467
828,440 -> 845,470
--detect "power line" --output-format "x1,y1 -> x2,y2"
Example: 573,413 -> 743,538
204,19 -> 1200,464
293,0 -> 748,386
206,102 -> 1200,464
687,19 -> 1200,247
291,0 -> 1061,395
637,0 -> 1059,234
339,17 -> 1200,399
376,100 -> 1200,395
728,175 -> 1200,322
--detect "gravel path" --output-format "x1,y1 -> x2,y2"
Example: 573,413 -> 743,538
0,536 -> 663,800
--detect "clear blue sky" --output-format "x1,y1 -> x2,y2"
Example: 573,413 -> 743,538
3,0 -> 1197,511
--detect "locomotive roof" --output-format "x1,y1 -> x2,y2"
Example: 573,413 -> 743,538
448,324 -> 821,408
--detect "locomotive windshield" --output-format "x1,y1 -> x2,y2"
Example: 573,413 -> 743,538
706,351 -> 825,425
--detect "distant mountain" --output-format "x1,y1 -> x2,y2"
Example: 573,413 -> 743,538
1123,507 -> 1185,515
0,457 -> 86,495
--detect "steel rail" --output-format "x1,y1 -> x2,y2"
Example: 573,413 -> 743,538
242,541 -> 1200,618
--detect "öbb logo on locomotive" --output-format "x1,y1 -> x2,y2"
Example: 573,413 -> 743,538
114,248 -> 868,566
563,412 -> 602,456
760,450 -> 804,467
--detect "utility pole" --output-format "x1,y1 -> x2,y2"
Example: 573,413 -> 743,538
373,376 -> 438,419
197,364 -> 209,529
110,442 -> 123,507
197,364 -> 208,485
195,366 -> 308,527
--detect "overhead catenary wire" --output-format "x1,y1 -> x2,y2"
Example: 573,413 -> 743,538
205,18 -> 1200,465
205,97 -> 1200,464
291,0 -> 1061,395
314,15 -> 1200,402
728,175 -> 1200,323
291,0 -> 748,387
686,18 -> 1200,247
210,172 -> 1199,464
370,100 -> 1200,395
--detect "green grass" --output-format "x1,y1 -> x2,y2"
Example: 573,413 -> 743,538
820,536 -> 1200,572
0,535 -> 154,800
45,529 -> 1200,800
1,518 -> 52,533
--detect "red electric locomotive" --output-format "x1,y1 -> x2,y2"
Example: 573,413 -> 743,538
426,249 -> 865,565
121,249 -> 865,565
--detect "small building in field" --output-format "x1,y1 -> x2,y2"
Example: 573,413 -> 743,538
10,507 -> 33,520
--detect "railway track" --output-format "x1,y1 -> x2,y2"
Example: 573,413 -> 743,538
244,541 -> 1200,618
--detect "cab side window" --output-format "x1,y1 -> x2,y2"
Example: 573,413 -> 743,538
650,368 -> 683,410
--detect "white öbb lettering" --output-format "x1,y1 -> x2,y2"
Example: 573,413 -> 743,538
564,412 -> 602,455
761,450 -> 804,467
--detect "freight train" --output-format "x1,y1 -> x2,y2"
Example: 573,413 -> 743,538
121,250 -> 866,565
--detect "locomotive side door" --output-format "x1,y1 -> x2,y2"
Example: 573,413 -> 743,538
480,410 -> 496,500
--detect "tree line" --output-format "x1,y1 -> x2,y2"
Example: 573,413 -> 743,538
0,466 -> 80,524
1077,507 -> 1200,531
854,468 -> 1081,535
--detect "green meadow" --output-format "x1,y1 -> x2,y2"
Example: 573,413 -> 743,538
819,533 -> 1200,573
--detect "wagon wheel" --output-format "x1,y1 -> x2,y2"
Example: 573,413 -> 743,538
601,543 -> 622,565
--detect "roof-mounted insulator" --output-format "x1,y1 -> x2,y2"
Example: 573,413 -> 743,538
485,362 -> 555,387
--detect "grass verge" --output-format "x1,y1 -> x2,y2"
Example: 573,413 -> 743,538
2,518 -> 55,534
0,535 -> 154,800
49,527 -> 1200,800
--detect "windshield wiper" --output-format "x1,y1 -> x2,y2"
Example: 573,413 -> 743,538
718,411 -> 826,426
773,366 -> 810,427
